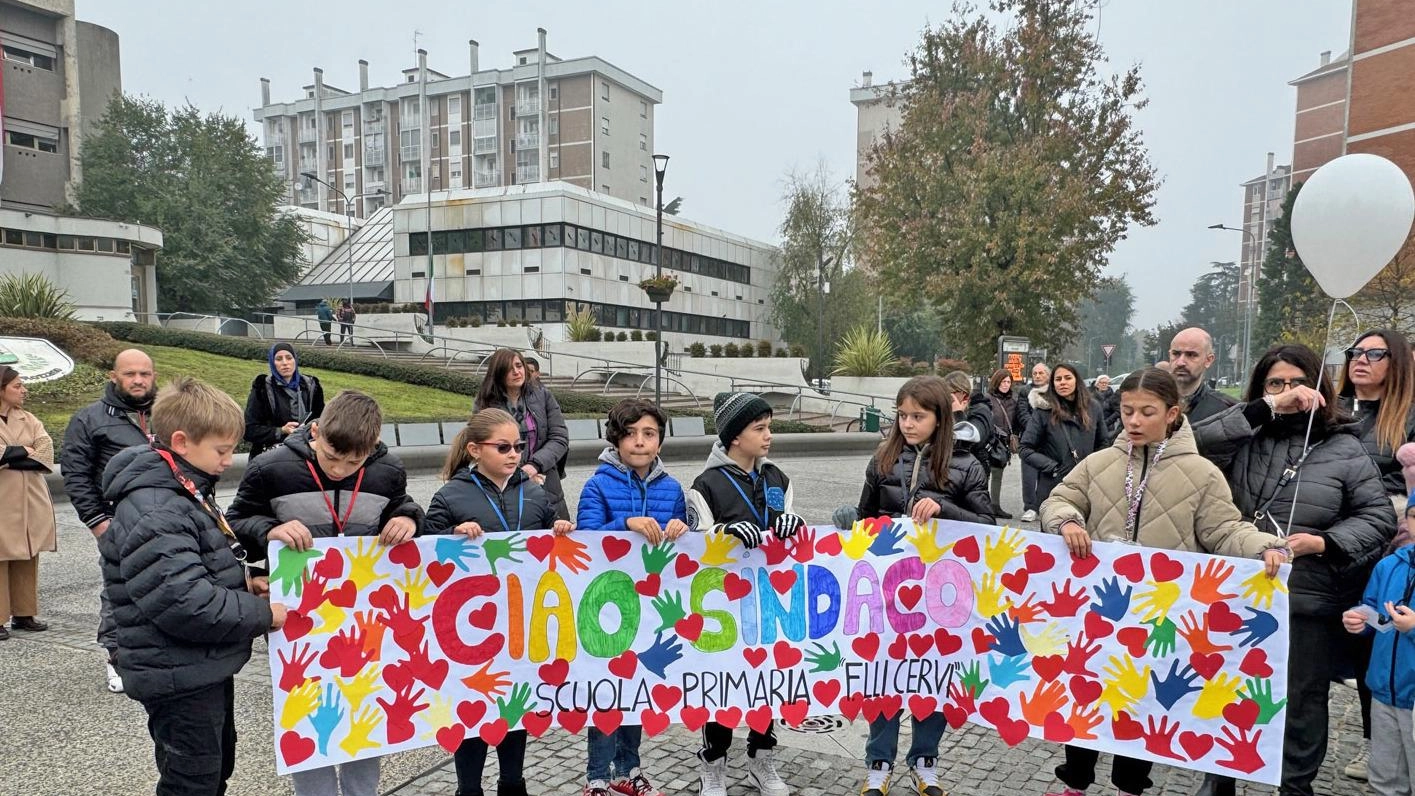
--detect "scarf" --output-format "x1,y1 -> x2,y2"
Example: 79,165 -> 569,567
268,343 -> 303,391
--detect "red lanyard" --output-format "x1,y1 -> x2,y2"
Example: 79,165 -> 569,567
152,446 -> 247,569
306,461 -> 364,535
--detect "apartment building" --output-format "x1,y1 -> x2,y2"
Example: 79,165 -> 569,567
254,29 -> 663,219
1288,50 -> 1348,184
1236,154 -> 1292,314
849,71 -> 904,191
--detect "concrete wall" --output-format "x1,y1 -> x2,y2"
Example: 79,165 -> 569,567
74,21 -> 121,142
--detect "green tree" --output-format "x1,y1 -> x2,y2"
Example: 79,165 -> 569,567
69,95 -> 306,313
1254,184 -> 1327,352
853,0 -> 1159,368
1179,261 -> 1240,381
1059,275 -> 1135,375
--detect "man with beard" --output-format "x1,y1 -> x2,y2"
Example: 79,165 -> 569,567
61,349 -> 157,694
1168,327 -> 1235,424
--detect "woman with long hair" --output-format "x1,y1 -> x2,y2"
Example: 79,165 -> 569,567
0,365 -> 55,639
1020,363 -> 1107,508
474,348 -> 571,520
1192,343 -> 1395,796
986,369 -> 1021,519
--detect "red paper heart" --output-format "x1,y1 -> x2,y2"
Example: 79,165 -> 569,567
780,700 -> 810,727
556,709 -> 587,734
1189,652 -> 1224,680
744,647 -> 769,668
435,723 -> 466,752
1222,699 -> 1260,731
592,709 -> 624,735
1208,601 -> 1243,633
1070,552 -> 1101,578
997,718 -> 1031,746
838,693 -> 866,722
1112,711 -> 1144,741
469,602 -> 497,630
674,613 -> 704,642
812,679 -> 841,707
388,541 -> 421,569
608,650 -> 639,679
679,706 -> 710,731
852,634 -> 880,660
815,532 -> 843,556
527,535 -> 555,562
898,584 -> 923,610
979,697 -> 1012,727
1043,710 -> 1075,742
714,707 -> 743,728
1001,568 -> 1031,595
640,709 -> 671,737
457,700 -> 488,728
325,580 -> 357,608
279,731 -> 316,765
426,561 -> 455,587
415,658 -> 450,689
383,662 -> 413,693
1032,655 -> 1065,682
1024,544 -> 1056,573
722,572 -> 752,601
862,696 -> 885,723
1240,648 -> 1273,678
888,634 -> 910,660
1083,611 -> 1114,640
538,658 -> 568,685
634,573 -> 661,598
282,609 -> 313,641
314,549 -> 345,579
952,535 -> 981,562
934,629 -> 963,656
908,633 -> 933,658
674,553 -> 700,578
1114,552 -> 1146,583
1117,626 -> 1150,658
651,685 -> 683,712
909,694 -> 938,721
1149,551 -> 1184,582
769,569 -> 798,594
1179,730 -> 1215,760
745,705 -> 774,734
602,537 -> 632,562
971,627 -> 997,654
877,694 -> 903,721
478,717 -> 509,746
521,711 -> 553,738
943,703 -> 970,728
1069,676 -> 1102,706
774,639 -> 803,669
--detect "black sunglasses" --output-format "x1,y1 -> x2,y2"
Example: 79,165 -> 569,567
477,441 -> 528,455
1346,347 -> 1392,362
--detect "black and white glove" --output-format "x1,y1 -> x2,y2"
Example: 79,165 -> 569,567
722,521 -> 765,550
772,512 -> 806,540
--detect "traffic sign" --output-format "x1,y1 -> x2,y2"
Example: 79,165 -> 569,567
1101,344 -> 1117,359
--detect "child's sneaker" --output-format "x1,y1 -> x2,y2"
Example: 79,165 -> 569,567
746,749 -> 790,796
611,768 -> 664,796
910,757 -> 945,796
584,782 -> 612,796
862,761 -> 892,796
699,756 -> 727,796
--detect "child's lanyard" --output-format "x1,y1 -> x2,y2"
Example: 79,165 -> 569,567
305,461 -> 364,536
723,470 -> 767,528
152,446 -> 251,584
472,473 -> 524,533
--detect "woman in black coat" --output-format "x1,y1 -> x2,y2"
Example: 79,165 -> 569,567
1019,363 -> 1106,507
985,368 -> 1021,519
1191,344 -> 1395,796
474,348 -> 571,520
243,343 -> 324,458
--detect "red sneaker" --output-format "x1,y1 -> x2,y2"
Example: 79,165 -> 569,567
610,769 -> 664,796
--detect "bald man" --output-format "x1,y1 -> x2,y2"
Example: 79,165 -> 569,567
1167,327 -> 1235,424
61,348 -> 157,693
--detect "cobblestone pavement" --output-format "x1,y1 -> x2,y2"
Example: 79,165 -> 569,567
0,455 -> 1372,796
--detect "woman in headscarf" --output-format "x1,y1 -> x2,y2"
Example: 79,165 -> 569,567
244,343 -> 325,459
0,365 -> 56,639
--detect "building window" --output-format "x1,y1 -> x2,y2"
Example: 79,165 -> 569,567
601,117 -> 609,135
549,151 -> 559,169
450,130 -> 461,148
2,44 -> 55,70
640,196 -> 648,206
602,81 -> 610,100
640,133 -> 647,151
641,165 -> 648,182
602,152 -> 610,169
341,110 -> 354,128
601,184 -> 610,193
549,86 -> 558,100
641,101 -> 648,118
448,95 -> 461,117
343,143 -> 354,159
5,130 -> 58,153
549,118 -> 559,135
432,132 -> 440,151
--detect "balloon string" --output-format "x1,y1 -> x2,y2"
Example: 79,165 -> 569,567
1283,298 -> 1346,536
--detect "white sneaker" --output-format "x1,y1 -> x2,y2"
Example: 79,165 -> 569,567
1344,738 -> 1369,780
699,756 -> 727,796
106,662 -> 124,694
911,757 -> 945,796
746,749 -> 790,796
862,761 -> 891,796
1020,510 -> 1038,523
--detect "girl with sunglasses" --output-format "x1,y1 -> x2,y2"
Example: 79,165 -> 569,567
427,408 -> 573,796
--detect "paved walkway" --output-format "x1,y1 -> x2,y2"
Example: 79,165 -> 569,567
1,457 -> 1370,795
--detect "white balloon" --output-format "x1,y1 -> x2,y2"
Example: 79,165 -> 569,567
1290,153 -> 1415,298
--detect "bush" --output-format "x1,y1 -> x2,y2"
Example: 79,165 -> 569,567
586,328 -> 603,342
832,325 -> 896,377
790,344 -> 807,358
616,331 -> 628,342
496,320 -> 507,327
630,330 -> 644,342
565,303 -> 599,342
886,357 -> 916,377
689,342 -> 707,358
469,317 -> 482,327
709,344 -> 723,358
0,317 -> 124,368
0,274 -> 77,320
739,343 -> 754,358
775,347 -> 788,358
935,357 -> 969,374
645,331 -> 658,341
756,340 -> 773,358
724,343 -> 740,358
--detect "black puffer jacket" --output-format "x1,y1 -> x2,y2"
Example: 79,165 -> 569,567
1192,402 -> 1396,615
855,443 -> 994,524
425,467 -> 560,534
954,393 -> 996,480
244,374 -> 326,458
98,446 -> 272,702
1020,399 -> 1109,479
1183,381 -> 1237,426
60,383 -> 153,529
478,384 -> 570,520
1340,396 -> 1415,496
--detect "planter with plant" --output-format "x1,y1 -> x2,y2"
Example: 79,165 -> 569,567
638,274 -> 678,303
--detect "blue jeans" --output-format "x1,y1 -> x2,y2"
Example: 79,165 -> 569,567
865,713 -> 945,768
587,726 -> 642,782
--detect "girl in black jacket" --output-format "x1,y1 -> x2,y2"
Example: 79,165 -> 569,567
425,409 -> 572,796
1020,363 -> 1107,507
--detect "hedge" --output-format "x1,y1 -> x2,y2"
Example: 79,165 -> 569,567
0,317 -> 125,369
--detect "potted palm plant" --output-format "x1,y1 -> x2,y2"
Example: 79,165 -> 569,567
638,274 -> 679,303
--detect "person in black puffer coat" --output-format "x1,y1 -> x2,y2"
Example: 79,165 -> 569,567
244,343 -> 326,458
986,369 -> 1022,519
1020,363 -> 1107,508
942,370 -> 995,484
1191,344 -> 1395,796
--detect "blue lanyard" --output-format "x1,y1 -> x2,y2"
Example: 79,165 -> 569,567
722,470 -> 767,528
470,473 -> 524,533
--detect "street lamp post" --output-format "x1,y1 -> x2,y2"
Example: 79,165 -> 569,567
301,171 -> 387,313
1208,223 -> 1258,378
652,154 -> 670,408
815,254 -> 834,389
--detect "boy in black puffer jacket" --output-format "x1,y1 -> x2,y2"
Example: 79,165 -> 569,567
100,377 -> 285,795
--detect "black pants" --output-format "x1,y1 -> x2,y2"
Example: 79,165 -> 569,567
1351,629 -> 1373,738
700,721 -> 776,762
339,322 -> 353,343
454,731 -> 527,794
319,321 -> 332,344
141,678 -> 236,796
1055,744 -> 1153,794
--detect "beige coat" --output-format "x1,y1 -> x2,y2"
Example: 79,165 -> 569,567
0,408 -> 57,560
1039,417 -> 1278,559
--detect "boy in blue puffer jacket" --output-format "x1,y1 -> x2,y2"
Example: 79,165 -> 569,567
1343,491 -> 1415,796
575,398 -> 687,796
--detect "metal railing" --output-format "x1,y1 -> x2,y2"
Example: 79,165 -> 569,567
515,166 -> 540,183
515,132 -> 539,150
515,97 -> 540,116
130,312 -> 266,339
474,104 -> 497,121
473,136 -> 498,155
474,170 -> 501,188
401,178 -> 422,194
363,147 -> 384,166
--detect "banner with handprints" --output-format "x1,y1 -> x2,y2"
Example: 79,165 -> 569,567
267,519 -> 1289,783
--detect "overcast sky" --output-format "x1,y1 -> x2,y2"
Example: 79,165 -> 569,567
77,0 -> 1351,330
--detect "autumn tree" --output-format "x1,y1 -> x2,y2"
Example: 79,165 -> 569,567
853,0 -> 1159,368
1353,236 -> 1415,334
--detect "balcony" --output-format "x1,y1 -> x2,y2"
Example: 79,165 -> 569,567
401,178 -> 423,194
266,131 -> 286,146
515,97 -> 541,116
362,118 -> 384,135
473,136 -> 497,155
298,126 -> 318,143
399,114 -> 422,130
514,165 -> 540,184
515,132 -> 539,150
399,144 -> 421,162
474,169 -> 501,188
297,161 -> 317,177
364,147 -> 385,166
474,104 -> 497,121
364,179 -> 385,192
